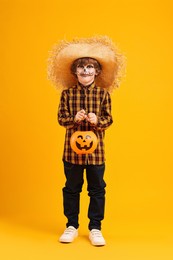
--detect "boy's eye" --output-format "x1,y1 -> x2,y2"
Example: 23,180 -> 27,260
77,64 -> 94,69
87,65 -> 94,68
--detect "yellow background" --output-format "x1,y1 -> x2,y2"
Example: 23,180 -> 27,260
1,0 -> 173,259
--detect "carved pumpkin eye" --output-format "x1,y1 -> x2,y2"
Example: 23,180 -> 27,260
70,131 -> 98,154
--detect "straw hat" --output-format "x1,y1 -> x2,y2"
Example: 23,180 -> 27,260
47,35 -> 126,92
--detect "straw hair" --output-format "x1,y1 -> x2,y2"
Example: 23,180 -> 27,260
47,35 -> 126,92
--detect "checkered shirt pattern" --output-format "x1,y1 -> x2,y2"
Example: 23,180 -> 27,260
58,82 -> 113,165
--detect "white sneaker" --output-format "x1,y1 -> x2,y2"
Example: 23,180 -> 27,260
59,226 -> 78,243
89,229 -> 106,246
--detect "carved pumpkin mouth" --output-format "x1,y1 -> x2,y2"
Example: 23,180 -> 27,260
76,141 -> 93,151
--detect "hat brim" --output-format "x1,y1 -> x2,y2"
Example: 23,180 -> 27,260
48,36 -> 126,92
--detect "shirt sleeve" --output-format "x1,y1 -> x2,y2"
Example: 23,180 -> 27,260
93,91 -> 113,131
58,90 -> 80,129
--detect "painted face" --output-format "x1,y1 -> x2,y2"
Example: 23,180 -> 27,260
75,64 -> 98,86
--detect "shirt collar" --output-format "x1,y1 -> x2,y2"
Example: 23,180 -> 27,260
77,81 -> 96,90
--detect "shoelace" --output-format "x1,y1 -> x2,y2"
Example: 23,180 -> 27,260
90,230 -> 103,237
64,227 -> 76,235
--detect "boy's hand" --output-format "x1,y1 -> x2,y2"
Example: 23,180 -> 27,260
74,109 -> 87,122
87,113 -> 98,125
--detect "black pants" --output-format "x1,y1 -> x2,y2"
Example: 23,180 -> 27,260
62,160 -> 106,230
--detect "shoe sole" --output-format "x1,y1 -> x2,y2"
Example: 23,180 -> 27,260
89,237 -> 106,246
59,233 -> 78,243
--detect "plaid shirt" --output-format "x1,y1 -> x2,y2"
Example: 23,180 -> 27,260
58,82 -> 113,165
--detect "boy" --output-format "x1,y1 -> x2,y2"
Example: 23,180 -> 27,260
48,36 -> 125,246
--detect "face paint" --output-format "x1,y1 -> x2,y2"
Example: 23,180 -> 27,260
75,64 -> 98,86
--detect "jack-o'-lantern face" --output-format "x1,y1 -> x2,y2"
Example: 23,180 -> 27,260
70,131 -> 98,154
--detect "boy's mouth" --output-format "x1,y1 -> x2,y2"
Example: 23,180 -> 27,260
79,73 -> 94,77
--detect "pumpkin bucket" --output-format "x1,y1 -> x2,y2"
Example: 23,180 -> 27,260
70,131 -> 98,154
